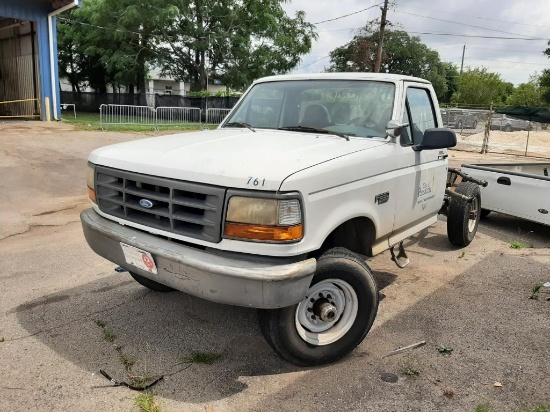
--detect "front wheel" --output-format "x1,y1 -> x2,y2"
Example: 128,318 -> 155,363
447,182 -> 481,247
258,247 -> 379,366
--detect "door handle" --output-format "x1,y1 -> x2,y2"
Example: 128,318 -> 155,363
497,176 -> 511,185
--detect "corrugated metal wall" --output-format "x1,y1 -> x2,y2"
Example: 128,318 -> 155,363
0,21 -> 41,117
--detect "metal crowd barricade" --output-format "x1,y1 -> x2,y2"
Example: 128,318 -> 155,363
156,107 -> 201,126
61,103 -> 76,118
206,108 -> 231,125
99,104 -> 157,130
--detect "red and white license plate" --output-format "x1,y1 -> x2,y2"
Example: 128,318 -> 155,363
120,243 -> 158,274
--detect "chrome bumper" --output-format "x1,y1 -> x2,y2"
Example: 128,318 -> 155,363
81,209 -> 316,308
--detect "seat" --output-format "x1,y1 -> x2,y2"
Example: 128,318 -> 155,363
301,104 -> 331,128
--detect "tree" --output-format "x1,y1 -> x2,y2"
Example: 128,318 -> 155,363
58,0 -> 175,93
155,0 -> 317,92
326,26 -> 455,102
540,69 -> 550,105
452,68 -> 511,107
506,74 -> 545,106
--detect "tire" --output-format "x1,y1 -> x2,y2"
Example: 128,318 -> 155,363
447,182 -> 481,247
504,124 -> 512,132
129,272 -> 175,292
480,208 -> 491,218
258,247 -> 379,366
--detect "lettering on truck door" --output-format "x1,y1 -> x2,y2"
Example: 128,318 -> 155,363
392,85 -> 448,231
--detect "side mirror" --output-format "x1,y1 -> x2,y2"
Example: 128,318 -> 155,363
412,128 -> 456,151
385,120 -> 409,138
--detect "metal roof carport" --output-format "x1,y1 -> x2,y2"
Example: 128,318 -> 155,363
0,0 -> 79,121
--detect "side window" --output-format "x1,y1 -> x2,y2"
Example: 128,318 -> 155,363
404,88 -> 437,145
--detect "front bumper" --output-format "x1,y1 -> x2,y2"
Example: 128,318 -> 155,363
81,209 -> 316,308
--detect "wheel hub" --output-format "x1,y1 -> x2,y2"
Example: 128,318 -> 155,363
295,279 -> 359,346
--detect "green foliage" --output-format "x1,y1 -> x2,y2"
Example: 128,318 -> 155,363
184,351 -> 222,365
452,68 -> 512,107
134,391 -> 161,412
326,26 -> 455,102
155,1 -> 317,91
58,0 -> 315,93
540,69 -> 550,105
507,75 -> 545,106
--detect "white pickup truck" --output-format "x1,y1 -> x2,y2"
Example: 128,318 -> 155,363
81,73 -> 485,366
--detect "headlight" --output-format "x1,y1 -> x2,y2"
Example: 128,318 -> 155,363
224,196 -> 303,242
87,163 -> 96,203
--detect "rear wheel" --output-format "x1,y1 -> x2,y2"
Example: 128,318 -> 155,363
129,272 -> 175,292
447,182 -> 481,247
258,247 -> 378,366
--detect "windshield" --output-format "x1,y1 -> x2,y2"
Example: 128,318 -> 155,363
222,80 -> 396,138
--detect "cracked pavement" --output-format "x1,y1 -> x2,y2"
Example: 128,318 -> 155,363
1,121 -> 549,412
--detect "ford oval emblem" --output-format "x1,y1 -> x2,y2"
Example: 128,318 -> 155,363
139,199 -> 154,209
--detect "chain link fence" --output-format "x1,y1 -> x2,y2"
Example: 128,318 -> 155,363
441,107 -> 550,159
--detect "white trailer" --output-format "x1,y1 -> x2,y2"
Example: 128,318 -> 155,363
461,163 -> 550,226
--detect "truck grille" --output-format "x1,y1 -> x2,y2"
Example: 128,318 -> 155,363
95,166 -> 226,243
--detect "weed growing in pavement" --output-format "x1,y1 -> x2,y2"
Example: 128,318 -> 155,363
474,404 -> 493,412
103,329 -> 117,343
134,391 -> 161,412
403,367 -> 420,376
458,251 -> 465,258
120,354 -> 136,372
437,346 -> 454,356
529,284 -> 543,300
510,240 -> 528,249
95,319 -> 106,328
521,407 -> 550,412
184,351 -> 222,365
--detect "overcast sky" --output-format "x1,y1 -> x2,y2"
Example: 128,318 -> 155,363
282,0 -> 550,85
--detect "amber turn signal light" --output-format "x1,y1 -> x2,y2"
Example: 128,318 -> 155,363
224,222 -> 303,242
87,186 -> 97,203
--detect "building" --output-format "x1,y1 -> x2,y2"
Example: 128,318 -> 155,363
0,0 -> 80,121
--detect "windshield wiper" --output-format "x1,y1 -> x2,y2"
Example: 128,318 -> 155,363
278,125 -> 350,141
224,122 -> 256,132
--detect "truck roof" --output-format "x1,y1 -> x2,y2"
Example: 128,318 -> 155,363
254,72 -> 431,85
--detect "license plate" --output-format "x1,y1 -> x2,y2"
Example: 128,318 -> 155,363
120,243 -> 158,275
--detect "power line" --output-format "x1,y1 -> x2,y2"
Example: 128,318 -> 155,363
394,3 -> 550,30
314,3 -> 381,24
394,10 -> 539,39
406,31 -> 545,40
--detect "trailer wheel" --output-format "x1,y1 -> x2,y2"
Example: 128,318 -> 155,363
129,272 -> 175,292
258,247 -> 378,366
447,182 -> 481,247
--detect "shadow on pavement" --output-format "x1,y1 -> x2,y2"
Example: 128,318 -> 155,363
15,266 -> 398,403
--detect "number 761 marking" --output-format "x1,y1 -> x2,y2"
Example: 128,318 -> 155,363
247,177 -> 265,187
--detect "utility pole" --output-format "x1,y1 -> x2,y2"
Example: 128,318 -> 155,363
460,44 -> 466,74
374,0 -> 389,73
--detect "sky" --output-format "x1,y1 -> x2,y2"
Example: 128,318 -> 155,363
282,0 -> 550,86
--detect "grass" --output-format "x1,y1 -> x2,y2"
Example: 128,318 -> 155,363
474,404 -> 492,412
184,351 -> 222,365
120,353 -> 136,372
437,346 -> 454,356
522,407 -> 550,412
529,284 -> 543,300
403,367 -> 420,376
94,319 -> 116,342
134,391 -> 161,412
95,319 -> 106,328
510,240 -> 528,249
61,112 -> 214,132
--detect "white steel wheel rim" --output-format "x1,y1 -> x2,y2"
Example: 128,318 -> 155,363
468,197 -> 479,232
295,279 -> 358,346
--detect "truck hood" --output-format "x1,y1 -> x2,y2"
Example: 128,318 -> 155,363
89,129 -> 388,190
